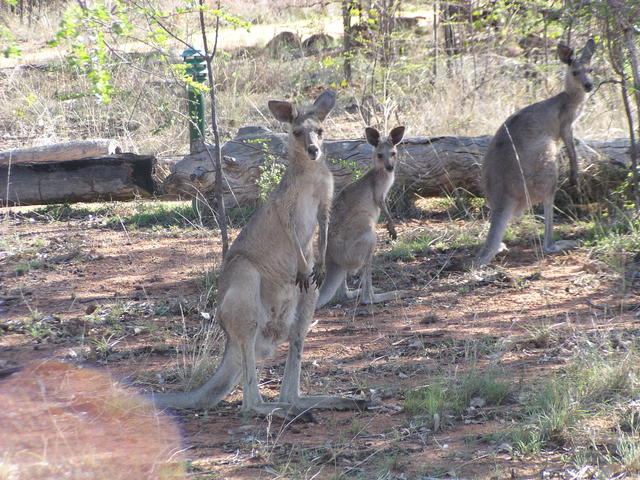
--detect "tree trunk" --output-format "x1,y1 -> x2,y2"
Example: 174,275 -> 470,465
342,0 -> 353,82
0,140 -> 122,165
199,0 -> 229,257
162,126 -> 633,210
1,154 -> 156,206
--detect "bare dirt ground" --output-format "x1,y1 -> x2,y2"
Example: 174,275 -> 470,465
1,203 -> 637,479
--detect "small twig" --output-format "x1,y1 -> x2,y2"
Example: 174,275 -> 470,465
585,298 -> 640,312
391,335 -> 416,346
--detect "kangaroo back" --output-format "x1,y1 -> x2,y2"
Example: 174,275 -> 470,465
476,39 -> 596,266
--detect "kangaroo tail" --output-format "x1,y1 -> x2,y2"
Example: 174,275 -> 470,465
316,263 -> 346,308
149,337 -> 242,410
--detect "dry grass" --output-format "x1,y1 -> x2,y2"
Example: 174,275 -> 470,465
0,2 -> 628,159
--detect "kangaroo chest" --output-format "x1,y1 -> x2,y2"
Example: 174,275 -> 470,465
376,172 -> 394,200
296,191 -> 321,244
367,171 -> 394,216
294,169 -> 331,245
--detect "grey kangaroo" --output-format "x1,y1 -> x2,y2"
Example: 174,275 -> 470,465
475,38 -> 596,266
151,91 -> 364,418
317,126 -> 410,307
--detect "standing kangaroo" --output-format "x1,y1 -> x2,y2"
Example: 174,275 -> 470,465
151,91 -> 364,418
475,39 -> 596,266
317,126 -> 410,308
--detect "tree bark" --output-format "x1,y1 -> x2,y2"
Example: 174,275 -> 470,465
199,0 -> 229,257
1,154 -> 155,206
0,140 -> 122,165
163,126 -> 633,210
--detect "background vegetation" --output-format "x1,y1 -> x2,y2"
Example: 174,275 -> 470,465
0,1 -> 635,153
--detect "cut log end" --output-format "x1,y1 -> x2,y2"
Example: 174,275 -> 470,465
0,154 -> 156,206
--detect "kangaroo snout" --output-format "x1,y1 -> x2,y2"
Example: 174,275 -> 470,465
583,81 -> 593,92
385,164 -> 394,172
307,145 -> 319,158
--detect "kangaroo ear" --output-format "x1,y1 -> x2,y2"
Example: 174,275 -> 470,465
268,100 -> 296,124
580,38 -> 596,63
312,90 -> 336,121
389,126 -> 405,145
557,43 -> 574,65
365,127 -> 380,146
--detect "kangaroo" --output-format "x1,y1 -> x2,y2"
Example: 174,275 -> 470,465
151,91 -> 364,418
475,39 -> 596,266
317,126 -> 410,308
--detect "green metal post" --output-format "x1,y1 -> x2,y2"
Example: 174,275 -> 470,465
181,48 -> 207,153
187,86 -> 206,151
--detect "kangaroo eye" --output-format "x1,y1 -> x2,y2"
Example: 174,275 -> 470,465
294,130 -> 303,137
391,151 -> 397,157
317,129 -> 323,137
377,153 -> 383,159
572,71 -> 579,76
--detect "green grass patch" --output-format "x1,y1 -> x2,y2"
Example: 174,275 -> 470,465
414,192 -> 486,220
14,260 -> 43,276
200,268 -> 219,308
28,203 -> 115,221
405,368 -> 512,429
384,234 -> 436,261
609,433 -> 640,473
226,205 -> 255,227
575,206 -> 640,293
106,202 -> 198,229
507,348 -> 640,456
23,200 -> 256,231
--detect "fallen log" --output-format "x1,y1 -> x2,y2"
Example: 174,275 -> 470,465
163,126 -> 632,210
0,140 -> 122,165
1,154 -> 156,206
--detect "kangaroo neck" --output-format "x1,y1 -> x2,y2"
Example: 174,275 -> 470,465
373,166 -> 395,197
289,151 -> 324,172
554,88 -> 586,127
563,77 -> 587,107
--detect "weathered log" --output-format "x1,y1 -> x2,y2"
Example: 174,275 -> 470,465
0,140 -> 122,165
163,125 -> 632,210
0,154 -> 156,206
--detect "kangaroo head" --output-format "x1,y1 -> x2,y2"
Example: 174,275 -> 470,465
558,38 -> 596,94
268,90 -> 336,163
365,126 -> 405,172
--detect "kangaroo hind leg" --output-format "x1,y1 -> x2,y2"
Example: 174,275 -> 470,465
542,198 -> 577,254
281,289 -> 367,413
360,262 -> 411,304
219,261 -> 289,416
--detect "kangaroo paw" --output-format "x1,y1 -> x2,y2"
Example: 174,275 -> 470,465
544,240 -> 578,254
247,402 -> 316,423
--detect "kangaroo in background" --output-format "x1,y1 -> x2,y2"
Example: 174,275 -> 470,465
317,126 -> 411,308
151,91 -> 364,418
475,38 -> 596,266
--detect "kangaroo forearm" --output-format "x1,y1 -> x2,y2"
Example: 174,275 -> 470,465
562,131 -> 579,181
566,142 -> 579,185
567,145 -> 578,170
316,210 -> 329,263
281,207 -> 308,272
380,199 -> 393,222
294,233 -> 308,271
